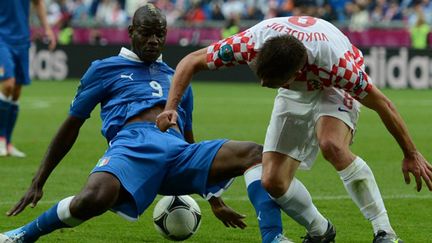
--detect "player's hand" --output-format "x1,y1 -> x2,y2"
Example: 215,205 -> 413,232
156,110 -> 178,132
45,28 -> 57,51
6,183 -> 44,216
402,151 -> 432,192
208,197 -> 247,229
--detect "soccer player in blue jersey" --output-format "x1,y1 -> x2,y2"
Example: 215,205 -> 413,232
0,4 -> 263,242
0,0 -> 56,157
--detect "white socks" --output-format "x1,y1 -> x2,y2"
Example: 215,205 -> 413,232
273,178 -> 328,236
338,157 -> 394,234
57,196 -> 84,227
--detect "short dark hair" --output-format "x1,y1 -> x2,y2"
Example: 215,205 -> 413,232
256,35 -> 307,83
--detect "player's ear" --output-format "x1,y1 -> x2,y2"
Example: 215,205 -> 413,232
128,25 -> 133,37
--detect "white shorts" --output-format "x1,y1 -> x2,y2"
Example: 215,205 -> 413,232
263,87 -> 360,170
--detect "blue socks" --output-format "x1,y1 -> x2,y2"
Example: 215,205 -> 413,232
0,98 -> 10,138
245,165 -> 283,243
6,203 -> 69,242
5,196 -> 83,242
6,102 -> 18,143
0,97 -> 18,144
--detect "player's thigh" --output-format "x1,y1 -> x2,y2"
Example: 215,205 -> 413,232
0,45 -> 16,94
11,46 -> 31,86
316,87 -> 359,147
264,90 -> 319,169
71,172 -> 122,217
316,116 -> 352,147
208,140 -> 262,184
262,151 -> 300,187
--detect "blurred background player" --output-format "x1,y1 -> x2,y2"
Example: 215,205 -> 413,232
157,16 -> 432,243
0,0 -> 56,157
0,4 -> 268,242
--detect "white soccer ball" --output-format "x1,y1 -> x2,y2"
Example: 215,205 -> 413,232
153,195 -> 202,241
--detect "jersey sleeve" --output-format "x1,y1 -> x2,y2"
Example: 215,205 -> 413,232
328,45 -> 373,100
206,31 -> 257,70
69,61 -> 105,119
179,85 -> 194,132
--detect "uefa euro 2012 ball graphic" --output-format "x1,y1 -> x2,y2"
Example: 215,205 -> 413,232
153,195 -> 202,241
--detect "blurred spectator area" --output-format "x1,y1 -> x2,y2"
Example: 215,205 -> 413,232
30,0 -> 432,47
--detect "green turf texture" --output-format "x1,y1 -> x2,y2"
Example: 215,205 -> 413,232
0,80 -> 431,243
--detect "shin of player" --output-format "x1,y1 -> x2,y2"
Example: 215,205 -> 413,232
245,164 -> 285,243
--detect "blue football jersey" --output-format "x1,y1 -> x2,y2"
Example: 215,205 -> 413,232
0,0 -> 31,46
69,48 -> 193,141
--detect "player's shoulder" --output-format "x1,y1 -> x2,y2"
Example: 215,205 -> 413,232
156,60 -> 175,74
87,55 -> 125,72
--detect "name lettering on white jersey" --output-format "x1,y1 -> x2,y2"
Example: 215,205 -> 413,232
206,17 -> 373,100
120,73 -> 134,80
265,22 -> 329,42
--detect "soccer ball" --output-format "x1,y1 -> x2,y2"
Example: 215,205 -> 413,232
153,195 -> 202,241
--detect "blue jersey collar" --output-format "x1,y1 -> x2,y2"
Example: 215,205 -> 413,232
119,47 -> 163,63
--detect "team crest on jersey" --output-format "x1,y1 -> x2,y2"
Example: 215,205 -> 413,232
353,71 -> 365,92
218,44 -> 234,62
96,157 -> 111,167
0,66 -> 4,78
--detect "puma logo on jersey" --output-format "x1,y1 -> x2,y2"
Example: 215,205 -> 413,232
120,73 -> 134,80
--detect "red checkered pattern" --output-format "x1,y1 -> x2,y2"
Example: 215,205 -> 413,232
351,45 -> 364,68
285,51 -> 371,100
207,31 -> 257,70
292,64 -> 332,91
331,57 -> 372,99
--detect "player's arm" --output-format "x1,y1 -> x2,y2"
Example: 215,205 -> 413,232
7,116 -> 85,216
32,0 -> 56,50
208,196 -> 246,229
359,85 -> 432,191
183,131 -> 195,144
157,47 -> 208,132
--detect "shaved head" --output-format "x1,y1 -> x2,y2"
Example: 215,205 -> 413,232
132,4 -> 166,28
128,4 -> 167,62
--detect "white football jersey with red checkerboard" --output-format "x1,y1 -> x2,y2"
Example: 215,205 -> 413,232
206,16 -> 373,100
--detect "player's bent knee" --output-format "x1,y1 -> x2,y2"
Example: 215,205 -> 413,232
319,138 -> 344,162
208,142 -> 262,183
0,78 -> 15,96
240,142 -> 263,170
261,175 -> 289,198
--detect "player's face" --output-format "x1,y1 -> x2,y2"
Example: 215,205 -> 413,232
129,18 -> 167,62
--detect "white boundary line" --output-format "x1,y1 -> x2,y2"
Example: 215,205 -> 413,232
0,194 -> 430,205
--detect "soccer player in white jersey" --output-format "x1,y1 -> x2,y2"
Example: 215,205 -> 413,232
157,16 -> 432,243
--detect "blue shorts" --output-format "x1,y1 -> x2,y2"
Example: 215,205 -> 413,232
0,44 -> 30,85
91,122 -> 229,220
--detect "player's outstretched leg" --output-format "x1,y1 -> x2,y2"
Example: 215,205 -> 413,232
0,196 -> 84,242
245,164 -> 293,243
338,157 -> 403,243
0,172 -> 122,242
261,152 -> 334,242
209,141 -> 288,243
317,116 -> 401,242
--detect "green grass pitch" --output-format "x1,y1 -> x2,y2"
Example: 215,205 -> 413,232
0,80 -> 431,242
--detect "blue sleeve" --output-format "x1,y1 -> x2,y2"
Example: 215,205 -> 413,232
69,61 -> 104,119
180,85 -> 193,132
